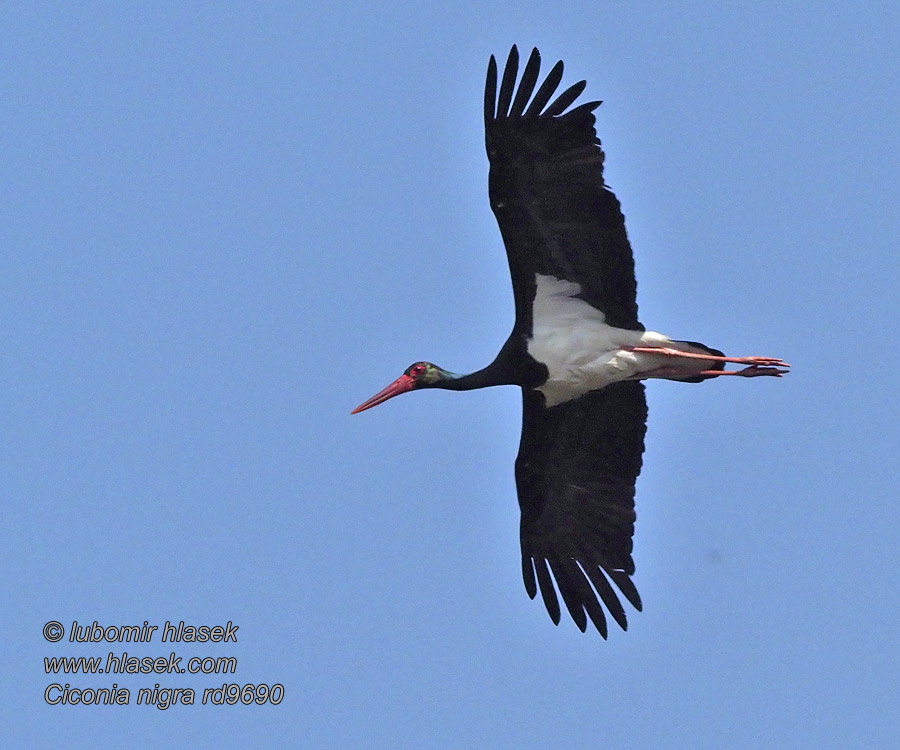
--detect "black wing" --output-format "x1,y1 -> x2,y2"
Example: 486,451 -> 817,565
484,46 -> 642,334
516,381 -> 647,636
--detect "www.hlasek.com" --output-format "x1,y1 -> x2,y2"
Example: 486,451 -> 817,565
42,620 -> 284,708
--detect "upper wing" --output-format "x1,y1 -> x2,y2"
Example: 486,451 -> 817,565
516,381 -> 647,636
484,46 -> 642,334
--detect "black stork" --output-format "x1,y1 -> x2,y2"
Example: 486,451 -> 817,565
352,46 -> 789,637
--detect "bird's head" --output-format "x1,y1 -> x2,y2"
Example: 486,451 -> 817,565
351,362 -> 453,414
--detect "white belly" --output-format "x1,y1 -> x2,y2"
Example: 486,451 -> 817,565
526,274 -> 711,406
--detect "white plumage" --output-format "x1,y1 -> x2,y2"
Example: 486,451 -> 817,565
527,274 -> 716,406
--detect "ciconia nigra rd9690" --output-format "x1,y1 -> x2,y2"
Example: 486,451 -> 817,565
352,46 -> 788,637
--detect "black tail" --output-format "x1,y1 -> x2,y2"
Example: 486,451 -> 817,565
672,340 -> 725,382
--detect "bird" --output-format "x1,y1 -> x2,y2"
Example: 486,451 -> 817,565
352,46 -> 789,637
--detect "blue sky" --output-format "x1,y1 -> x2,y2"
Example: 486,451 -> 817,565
4,2 -> 899,747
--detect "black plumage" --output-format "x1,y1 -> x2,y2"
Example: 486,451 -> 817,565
516,383 -> 646,635
485,46 -> 642,334
352,45 -> 788,638
486,46 -> 647,633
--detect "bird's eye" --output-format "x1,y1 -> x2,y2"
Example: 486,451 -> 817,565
411,365 -> 424,377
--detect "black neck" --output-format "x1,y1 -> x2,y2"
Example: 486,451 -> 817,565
438,334 -> 546,391
441,361 -> 512,391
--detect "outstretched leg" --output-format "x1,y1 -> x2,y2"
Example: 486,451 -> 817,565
627,346 -> 790,369
633,364 -> 787,381
696,365 -> 787,377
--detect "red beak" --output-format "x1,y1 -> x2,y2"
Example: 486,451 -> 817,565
351,374 -> 415,414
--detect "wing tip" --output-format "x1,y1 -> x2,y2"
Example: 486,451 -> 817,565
607,568 -> 643,612
495,45 -> 521,120
485,55 -> 498,122
542,79 -> 586,117
509,46 -> 542,118
522,553 -> 537,599
491,45 -> 594,121
520,549 -> 644,635
534,557 -> 561,625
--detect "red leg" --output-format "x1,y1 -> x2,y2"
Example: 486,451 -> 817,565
696,366 -> 788,378
628,347 -> 790,368
631,365 -> 788,380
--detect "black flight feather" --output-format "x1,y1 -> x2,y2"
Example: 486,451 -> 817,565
482,47 -> 647,635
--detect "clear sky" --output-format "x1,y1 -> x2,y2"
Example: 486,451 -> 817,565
4,2 -> 899,748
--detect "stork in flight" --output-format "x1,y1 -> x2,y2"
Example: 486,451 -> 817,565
352,46 -> 788,637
